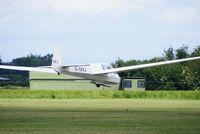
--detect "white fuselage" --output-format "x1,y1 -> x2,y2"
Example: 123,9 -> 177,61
59,63 -> 121,86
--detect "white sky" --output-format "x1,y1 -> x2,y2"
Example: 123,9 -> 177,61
0,0 -> 200,64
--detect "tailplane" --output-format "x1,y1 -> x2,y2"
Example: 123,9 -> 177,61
52,45 -> 62,73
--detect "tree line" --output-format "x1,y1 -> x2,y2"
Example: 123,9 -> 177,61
0,45 -> 200,90
112,45 -> 200,90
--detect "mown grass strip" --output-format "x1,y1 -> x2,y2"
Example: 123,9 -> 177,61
0,89 -> 199,100
0,99 -> 200,134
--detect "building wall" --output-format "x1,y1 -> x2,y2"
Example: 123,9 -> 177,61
29,72 -> 145,91
30,79 -> 120,90
29,72 -> 119,90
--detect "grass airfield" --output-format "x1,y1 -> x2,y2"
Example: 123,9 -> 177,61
0,99 -> 200,134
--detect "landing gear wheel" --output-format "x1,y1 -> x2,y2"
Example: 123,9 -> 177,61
96,84 -> 100,88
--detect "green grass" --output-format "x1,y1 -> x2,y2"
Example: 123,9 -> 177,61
0,89 -> 200,100
0,99 -> 200,134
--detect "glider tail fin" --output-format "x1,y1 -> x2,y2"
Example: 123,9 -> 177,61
52,45 -> 62,73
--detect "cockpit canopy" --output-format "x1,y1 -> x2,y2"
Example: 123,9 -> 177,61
101,63 -> 113,70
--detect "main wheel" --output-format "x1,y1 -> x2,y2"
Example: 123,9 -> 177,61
96,84 -> 100,88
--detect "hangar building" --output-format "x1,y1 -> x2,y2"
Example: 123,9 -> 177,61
29,72 -> 145,91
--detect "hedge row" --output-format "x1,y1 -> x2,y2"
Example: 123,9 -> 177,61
0,90 -> 199,100
0,82 -> 29,87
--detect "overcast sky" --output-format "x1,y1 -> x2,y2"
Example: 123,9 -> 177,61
0,0 -> 200,64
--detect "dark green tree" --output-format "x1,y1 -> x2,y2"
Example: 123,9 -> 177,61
176,45 -> 189,59
11,54 -> 52,67
191,46 -> 200,56
163,46 -> 175,60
